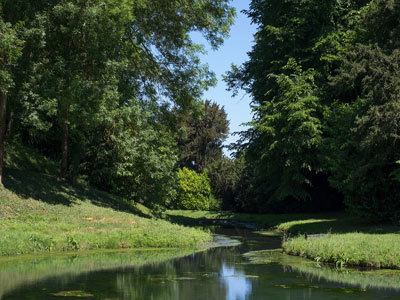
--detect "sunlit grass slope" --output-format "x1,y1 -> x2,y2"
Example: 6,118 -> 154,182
0,160 -> 210,257
283,233 -> 400,269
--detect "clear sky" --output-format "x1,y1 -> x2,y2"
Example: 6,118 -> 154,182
193,0 -> 256,155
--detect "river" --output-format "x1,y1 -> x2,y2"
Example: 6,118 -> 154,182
1,228 -> 400,299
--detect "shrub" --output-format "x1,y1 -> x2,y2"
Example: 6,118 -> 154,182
174,168 -> 213,210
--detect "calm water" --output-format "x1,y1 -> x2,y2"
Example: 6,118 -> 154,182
2,229 -> 400,299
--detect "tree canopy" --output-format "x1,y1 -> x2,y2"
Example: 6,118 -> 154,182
0,0 -> 235,209
226,0 -> 400,219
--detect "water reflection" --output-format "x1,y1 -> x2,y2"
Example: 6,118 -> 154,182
0,249 -> 195,299
244,249 -> 400,292
2,231 -> 400,300
221,263 -> 252,300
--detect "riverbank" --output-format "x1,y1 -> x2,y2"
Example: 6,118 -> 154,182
0,170 -> 211,257
167,210 -> 400,269
283,233 -> 400,269
167,210 -> 399,234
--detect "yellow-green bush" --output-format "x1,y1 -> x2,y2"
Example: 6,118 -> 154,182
174,168 -> 213,210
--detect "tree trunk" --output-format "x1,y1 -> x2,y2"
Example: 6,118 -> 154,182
60,120 -> 69,179
0,92 -> 7,186
5,110 -> 14,139
71,139 -> 83,186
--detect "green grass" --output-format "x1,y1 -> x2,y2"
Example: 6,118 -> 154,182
168,210 -> 400,269
283,233 -> 400,269
0,169 -> 211,257
166,210 -> 399,235
4,141 -> 60,176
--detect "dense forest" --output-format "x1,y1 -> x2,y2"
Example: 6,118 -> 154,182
0,0 -> 236,213
1,0 -> 400,222
227,0 -> 400,221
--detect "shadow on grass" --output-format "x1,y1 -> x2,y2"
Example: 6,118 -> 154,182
166,211 -> 400,235
4,168 -> 76,206
281,219 -> 400,235
3,168 -> 152,218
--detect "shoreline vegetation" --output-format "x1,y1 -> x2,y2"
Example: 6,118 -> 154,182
0,142 -> 397,269
0,171 -> 211,257
167,210 -> 400,269
283,233 -> 400,269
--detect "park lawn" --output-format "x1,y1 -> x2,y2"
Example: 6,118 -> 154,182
0,170 -> 211,257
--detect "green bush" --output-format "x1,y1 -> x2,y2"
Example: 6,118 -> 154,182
174,168 -> 213,210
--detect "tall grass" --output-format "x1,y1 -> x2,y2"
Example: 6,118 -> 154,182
283,233 -> 400,269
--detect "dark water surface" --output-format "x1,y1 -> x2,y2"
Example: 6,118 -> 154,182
2,228 -> 400,299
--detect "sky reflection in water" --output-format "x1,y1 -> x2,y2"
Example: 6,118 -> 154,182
221,263 -> 252,300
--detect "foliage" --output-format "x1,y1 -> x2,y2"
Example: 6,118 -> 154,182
327,44 -> 400,221
245,61 -> 323,208
225,0 -> 366,99
83,104 -> 178,210
176,100 -> 229,172
391,161 -> 400,182
174,168 -> 214,211
226,0 -> 400,219
224,0 -> 366,213
0,0 -> 235,210
207,155 -> 243,209
0,16 -> 24,185
172,99 -> 234,208
0,18 -> 23,93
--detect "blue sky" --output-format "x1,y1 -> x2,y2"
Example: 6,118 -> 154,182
193,0 -> 256,155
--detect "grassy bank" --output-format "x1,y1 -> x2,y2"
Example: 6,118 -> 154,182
0,169 -> 211,257
168,210 -> 400,268
283,233 -> 400,269
167,210 -> 399,235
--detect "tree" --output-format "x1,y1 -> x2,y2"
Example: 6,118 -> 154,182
83,103 -> 179,209
2,0 -> 235,181
328,44 -> 400,221
0,17 -> 23,185
176,100 -> 229,172
226,0 -> 367,102
206,155 -> 243,210
224,0 -> 368,212
243,61 -> 324,211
